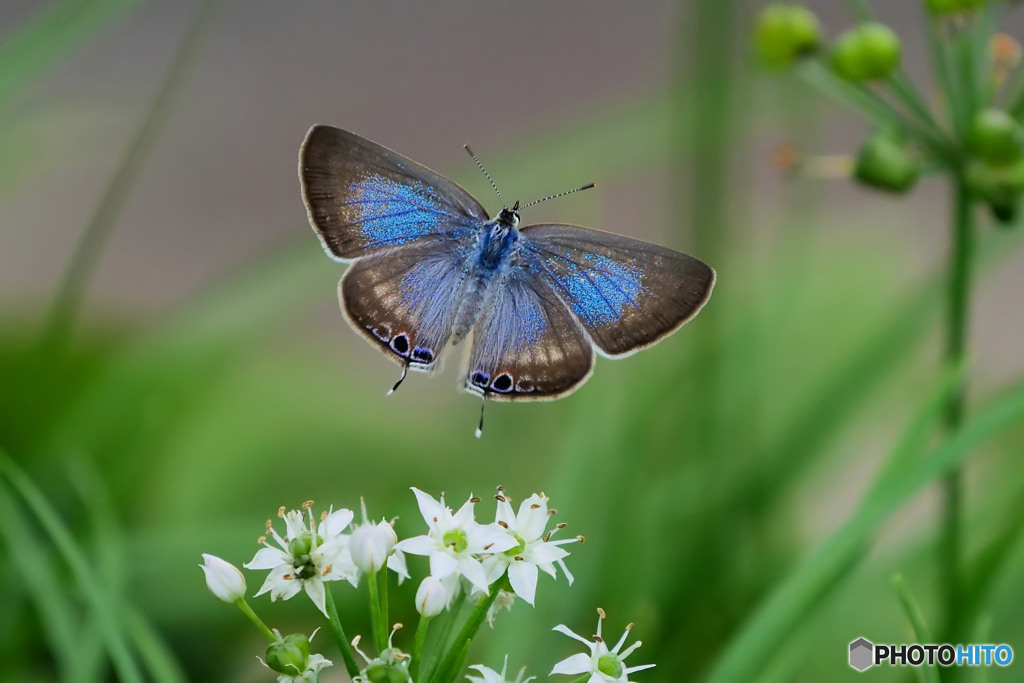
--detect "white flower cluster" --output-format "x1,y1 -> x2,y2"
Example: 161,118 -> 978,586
242,500 -> 408,618
398,487 -> 581,614
199,487 -> 652,683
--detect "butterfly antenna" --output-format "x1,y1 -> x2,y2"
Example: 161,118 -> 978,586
387,363 -> 409,396
475,396 -> 486,439
521,182 -> 597,209
464,144 -> 507,210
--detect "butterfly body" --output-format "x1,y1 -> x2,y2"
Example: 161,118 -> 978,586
300,126 -> 715,413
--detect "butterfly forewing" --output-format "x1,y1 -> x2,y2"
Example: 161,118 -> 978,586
341,237 -> 474,371
300,125 -> 489,260
520,224 -> 715,358
463,265 -> 595,401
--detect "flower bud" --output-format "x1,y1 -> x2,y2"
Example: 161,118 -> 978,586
364,661 -> 411,683
964,158 -> 1024,224
854,131 -> 920,193
415,575 -> 449,618
350,521 -> 397,574
970,109 -> 1023,165
755,4 -> 821,68
832,23 -> 902,82
265,633 -> 311,675
199,554 -> 246,603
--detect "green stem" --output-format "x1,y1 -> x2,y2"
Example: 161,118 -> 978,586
422,590 -> 466,683
798,60 -> 953,163
427,585 -> 503,683
942,178 -> 974,645
886,71 -> 956,154
380,566 -> 390,635
234,599 -> 276,642
409,615 -> 432,682
367,570 -> 387,652
324,587 -> 361,679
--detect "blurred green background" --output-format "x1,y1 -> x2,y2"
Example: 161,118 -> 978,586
2,1 -> 1024,681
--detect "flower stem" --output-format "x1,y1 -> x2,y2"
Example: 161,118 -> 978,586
367,569 -> 387,652
942,177 -> 974,644
324,586 -> 361,679
234,598 -> 277,642
427,585 -> 503,683
380,567 -> 390,633
409,615 -> 432,681
422,590 -> 466,682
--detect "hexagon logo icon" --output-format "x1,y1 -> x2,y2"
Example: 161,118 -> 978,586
849,637 -> 874,671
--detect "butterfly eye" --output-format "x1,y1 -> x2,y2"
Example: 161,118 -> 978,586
491,373 -> 514,393
412,346 -> 434,364
390,334 -> 410,356
471,371 -> 490,387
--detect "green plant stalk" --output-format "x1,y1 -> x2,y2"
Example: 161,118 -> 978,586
380,567 -> 390,637
798,61 -> 953,164
323,588 -> 361,679
410,615 -> 431,681
892,575 -> 939,683
39,0 -> 224,353
367,569 -> 387,653
428,584 -> 503,683
234,599 -> 276,643
422,590 -> 466,682
942,179 -> 974,642
0,453 -> 143,682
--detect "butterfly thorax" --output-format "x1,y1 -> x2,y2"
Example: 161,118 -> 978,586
450,211 -> 521,345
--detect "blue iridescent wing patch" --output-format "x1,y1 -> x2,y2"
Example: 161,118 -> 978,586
520,224 -> 716,357
464,264 -> 594,401
300,125 -> 488,260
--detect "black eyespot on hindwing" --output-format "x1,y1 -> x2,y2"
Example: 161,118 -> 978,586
390,334 -> 410,356
491,373 -> 513,392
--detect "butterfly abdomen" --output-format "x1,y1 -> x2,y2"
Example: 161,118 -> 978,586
450,221 -> 520,345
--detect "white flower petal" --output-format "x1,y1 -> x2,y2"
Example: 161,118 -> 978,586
550,653 -> 592,676
481,554 -> 508,584
452,496 -> 478,528
517,494 -> 549,541
411,488 -> 446,525
473,525 -> 518,554
525,542 -> 568,564
624,663 -> 657,674
457,555 -> 490,592
552,624 -> 592,647
387,549 -> 410,583
395,535 -> 438,556
508,561 -> 538,606
303,578 -> 328,617
430,550 -> 460,578
495,498 -> 516,527
319,508 -> 354,537
244,546 -> 290,570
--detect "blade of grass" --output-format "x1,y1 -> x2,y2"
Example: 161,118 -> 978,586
704,380 -> 1024,682
40,0 -> 226,353
0,0 -> 143,106
0,451 -> 143,682
892,574 -> 940,683
0,487 -> 81,679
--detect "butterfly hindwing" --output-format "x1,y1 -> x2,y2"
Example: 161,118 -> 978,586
300,125 -> 489,260
520,224 -> 715,357
340,237 -> 474,371
463,263 -> 595,401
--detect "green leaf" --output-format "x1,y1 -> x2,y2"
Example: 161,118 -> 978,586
892,574 -> 940,683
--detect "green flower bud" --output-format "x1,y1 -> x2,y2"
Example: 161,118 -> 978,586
364,658 -> 411,683
832,23 -> 902,81
970,109 -> 1023,165
854,131 -> 920,193
265,634 -> 311,675
964,158 -> 1024,224
755,4 -> 821,68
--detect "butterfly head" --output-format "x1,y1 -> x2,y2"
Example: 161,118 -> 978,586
496,200 -> 521,230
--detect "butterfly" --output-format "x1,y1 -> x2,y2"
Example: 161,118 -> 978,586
299,126 -> 715,436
